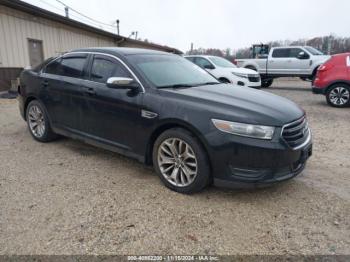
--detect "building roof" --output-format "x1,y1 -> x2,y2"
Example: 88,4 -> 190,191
0,0 -> 182,54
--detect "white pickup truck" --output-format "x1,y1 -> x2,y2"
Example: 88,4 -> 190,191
236,46 -> 330,87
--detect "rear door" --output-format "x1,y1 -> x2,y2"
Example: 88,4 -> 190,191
80,54 -> 144,150
268,48 -> 290,75
41,54 -> 88,131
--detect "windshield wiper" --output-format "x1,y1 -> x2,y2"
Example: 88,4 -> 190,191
158,84 -> 195,89
193,82 -> 221,87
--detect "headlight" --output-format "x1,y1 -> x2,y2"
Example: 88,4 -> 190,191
212,119 -> 275,140
232,72 -> 248,78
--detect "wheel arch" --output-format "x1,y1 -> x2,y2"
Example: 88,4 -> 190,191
245,65 -> 258,71
311,66 -> 320,78
325,81 -> 350,94
145,120 -> 212,168
23,95 -> 39,121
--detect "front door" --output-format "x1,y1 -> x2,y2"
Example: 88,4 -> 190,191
28,39 -> 44,67
80,54 -> 144,151
286,48 -> 311,75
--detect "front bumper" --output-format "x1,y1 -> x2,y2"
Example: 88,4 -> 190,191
233,77 -> 261,89
205,129 -> 313,189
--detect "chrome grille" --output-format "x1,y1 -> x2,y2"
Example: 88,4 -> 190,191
282,117 -> 310,149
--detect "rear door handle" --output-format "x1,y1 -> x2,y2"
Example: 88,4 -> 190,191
84,87 -> 96,95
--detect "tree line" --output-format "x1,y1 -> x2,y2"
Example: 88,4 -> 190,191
187,35 -> 350,61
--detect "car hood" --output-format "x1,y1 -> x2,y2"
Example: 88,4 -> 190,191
222,67 -> 258,75
314,55 -> 331,63
161,84 -> 304,126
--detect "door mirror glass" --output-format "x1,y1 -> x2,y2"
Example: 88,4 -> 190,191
106,77 -> 139,90
297,51 -> 309,60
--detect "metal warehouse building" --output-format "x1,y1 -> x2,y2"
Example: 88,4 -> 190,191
0,0 -> 182,91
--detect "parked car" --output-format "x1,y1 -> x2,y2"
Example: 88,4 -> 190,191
184,55 -> 261,88
236,46 -> 330,87
312,53 -> 350,107
18,48 -> 312,194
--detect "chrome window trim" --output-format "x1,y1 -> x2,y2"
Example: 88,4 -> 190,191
41,51 -> 146,93
280,117 -> 312,150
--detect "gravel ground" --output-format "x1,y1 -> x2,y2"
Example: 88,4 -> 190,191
0,80 -> 349,255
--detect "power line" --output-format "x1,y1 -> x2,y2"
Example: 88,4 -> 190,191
54,0 -> 116,28
37,0 -> 117,33
37,0 -> 64,13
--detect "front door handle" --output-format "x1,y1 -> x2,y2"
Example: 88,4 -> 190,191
42,80 -> 49,87
85,87 -> 96,96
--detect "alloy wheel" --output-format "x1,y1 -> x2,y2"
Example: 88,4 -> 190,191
28,105 -> 46,138
157,138 -> 198,187
329,87 -> 350,106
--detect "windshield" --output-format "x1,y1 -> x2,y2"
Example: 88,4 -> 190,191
304,46 -> 324,56
128,54 -> 219,88
209,56 -> 237,68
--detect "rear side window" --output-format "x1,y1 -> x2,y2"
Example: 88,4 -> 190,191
60,57 -> 86,78
33,57 -> 55,73
90,55 -> 131,83
272,49 -> 290,58
44,56 -> 86,78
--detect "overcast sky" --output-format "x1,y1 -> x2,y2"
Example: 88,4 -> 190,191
24,0 -> 350,52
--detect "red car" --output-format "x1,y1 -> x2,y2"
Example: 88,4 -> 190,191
313,53 -> 350,107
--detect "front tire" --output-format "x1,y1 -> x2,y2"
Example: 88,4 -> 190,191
261,79 -> 273,88
26,100 -> 58,142
326,84 -> 350,108
152,128 -> 211,194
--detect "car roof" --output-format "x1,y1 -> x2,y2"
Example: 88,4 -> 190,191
71,47 -> 172,56
272,46 -> 314,49
184,55 -> 216,59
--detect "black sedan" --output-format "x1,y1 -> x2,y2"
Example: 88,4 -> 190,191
18,48 -> 312,194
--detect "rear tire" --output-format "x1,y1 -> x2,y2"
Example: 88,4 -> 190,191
152,128 -> 211,194
326,84 -> 350,108
26,100 -> 58,142
261,79 -> 273,88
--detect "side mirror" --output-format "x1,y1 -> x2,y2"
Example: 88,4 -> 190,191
106,77 -> 140,90
297,51 -> 309,60
204,64 -> 215,70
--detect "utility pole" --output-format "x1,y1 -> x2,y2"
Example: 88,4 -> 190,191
65,6 -> 69,18
328,35 -> 332,55
190,43 -> 194,54
128,32 -> 135,38
135,31 -> 138,40
116,19 -> 120,35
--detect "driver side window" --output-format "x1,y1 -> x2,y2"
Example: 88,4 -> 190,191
194,57 -> 213,69
90,55 -> 131,83
289,48 -> 309,59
